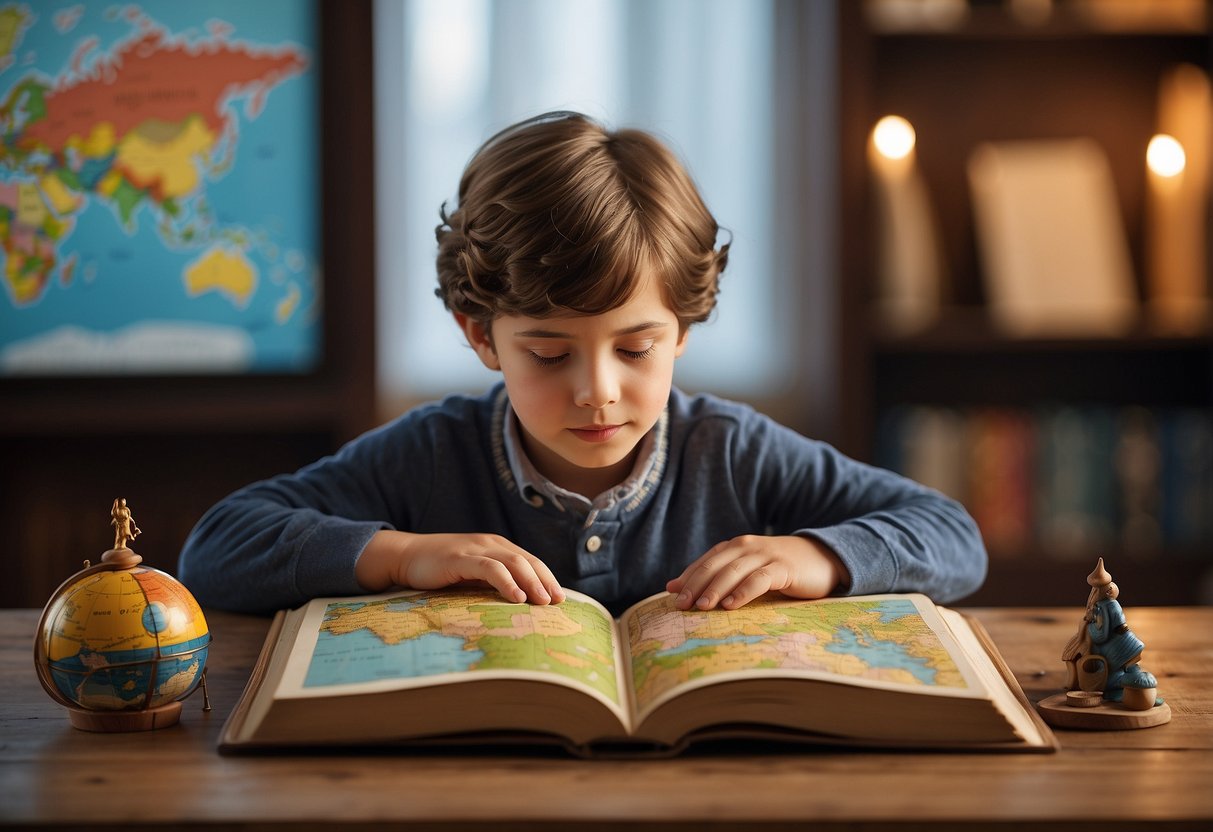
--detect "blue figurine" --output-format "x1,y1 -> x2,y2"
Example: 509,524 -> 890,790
1062,558 -> 1161,710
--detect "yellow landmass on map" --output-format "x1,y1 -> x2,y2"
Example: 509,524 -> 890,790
68,121 -> 118,160
324,597 -> 490,645
275,282 -> 301,323
116,116 -> 216,199
184,246 -> 257,307
95,169 -> 122,199
322,595 -> 586,645
0,6 -> 30,61
39,174 -> 82,215
15,182 -> 45,227
4,253 -> 42,304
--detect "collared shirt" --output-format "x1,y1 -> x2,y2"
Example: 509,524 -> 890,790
501,401 -> 663,528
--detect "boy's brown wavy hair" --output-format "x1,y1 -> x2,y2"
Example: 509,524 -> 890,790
435,112 -> 728,332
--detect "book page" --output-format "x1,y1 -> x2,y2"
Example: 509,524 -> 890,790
936,607 -> 1053,748
272,588 -> 632,729
619,592 -> 993,726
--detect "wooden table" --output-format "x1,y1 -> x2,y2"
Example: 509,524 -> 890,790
2,606 -> 1210,831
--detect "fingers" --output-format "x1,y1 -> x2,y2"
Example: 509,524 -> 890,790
460,556 -> 531,604
460,539 -> 565,605
497,546 -> 565,605
403,533 -> 564,605
669,535 -> 843,611
671,537 -> 792,611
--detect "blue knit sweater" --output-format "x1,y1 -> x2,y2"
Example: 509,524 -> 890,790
178,384 -> 987,614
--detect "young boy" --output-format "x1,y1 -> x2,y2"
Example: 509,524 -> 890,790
178,111 -> 986,615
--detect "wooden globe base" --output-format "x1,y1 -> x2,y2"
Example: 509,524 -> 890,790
66,701 -> 182,733
1037,692 -> 1171,730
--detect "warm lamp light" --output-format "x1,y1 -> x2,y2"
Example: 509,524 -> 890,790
872,115 -> 916,161
867,113 -> 940,335
1147,134 -> 1186,178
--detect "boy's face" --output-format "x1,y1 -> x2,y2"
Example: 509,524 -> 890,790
458,275 -> 688,497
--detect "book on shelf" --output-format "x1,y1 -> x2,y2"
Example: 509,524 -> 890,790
1159,410 -> 1213,551
876,405 -> 1213,558
220,587 -> 1057,756
967,138 -> 1138,337
965,409 -> 1034,557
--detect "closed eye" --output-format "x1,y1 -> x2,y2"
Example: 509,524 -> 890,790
528,352 -> 568,367
620,346 -> 656,361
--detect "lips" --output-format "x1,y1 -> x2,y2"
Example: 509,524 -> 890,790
569,425 -> 622,443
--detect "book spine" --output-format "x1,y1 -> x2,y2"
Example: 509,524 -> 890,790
875,405 -> 1212,561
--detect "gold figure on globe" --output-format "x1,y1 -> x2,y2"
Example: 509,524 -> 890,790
111,497 -> 141,550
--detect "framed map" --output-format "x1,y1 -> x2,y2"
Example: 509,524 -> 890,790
0,0 -> 321,375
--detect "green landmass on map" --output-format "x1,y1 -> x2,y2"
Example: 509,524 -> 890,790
314,592 -> 620,705
626,594 -> 967,716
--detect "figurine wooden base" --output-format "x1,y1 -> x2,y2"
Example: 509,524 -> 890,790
66,701 -> 183,733
1037,693 -> 1171,730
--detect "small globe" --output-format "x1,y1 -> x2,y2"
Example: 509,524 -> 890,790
36,561 -> 210,716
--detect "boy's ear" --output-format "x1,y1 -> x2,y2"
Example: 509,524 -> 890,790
674,327 -> 690,358
454,313 -> 501,371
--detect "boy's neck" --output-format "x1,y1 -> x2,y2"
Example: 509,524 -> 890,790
520,432 -> 638,500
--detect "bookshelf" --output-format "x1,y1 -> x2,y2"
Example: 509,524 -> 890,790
837,1 -> 1213,605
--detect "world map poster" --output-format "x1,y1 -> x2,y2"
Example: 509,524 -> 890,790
0,0 -> 321,374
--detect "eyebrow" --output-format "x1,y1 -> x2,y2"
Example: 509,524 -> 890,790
513,321 -> 670,338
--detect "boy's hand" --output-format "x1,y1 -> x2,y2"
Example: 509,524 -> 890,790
357,530 -> 564,605
665,535 -> 848,611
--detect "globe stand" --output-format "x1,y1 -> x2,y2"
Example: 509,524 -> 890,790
33,500 -> 212,734
66,701 -> 184,732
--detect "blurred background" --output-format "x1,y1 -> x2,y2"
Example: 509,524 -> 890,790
2,0 -> 1210,608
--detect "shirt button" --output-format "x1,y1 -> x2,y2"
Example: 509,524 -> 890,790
585,535 -> 602,553
528,494 -> 544,508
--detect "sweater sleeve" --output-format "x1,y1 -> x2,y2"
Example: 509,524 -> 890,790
177,417 -> 430,614
727,408 -> 988,604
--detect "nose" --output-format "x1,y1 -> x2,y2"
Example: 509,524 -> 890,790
574,353 -> 620,409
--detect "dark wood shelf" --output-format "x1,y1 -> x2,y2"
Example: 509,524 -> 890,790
870,309 -> 1213,355
0,376 -> 356,435
838,4 -> 1213,605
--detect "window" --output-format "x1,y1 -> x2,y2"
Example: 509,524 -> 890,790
374,0 -> 833,431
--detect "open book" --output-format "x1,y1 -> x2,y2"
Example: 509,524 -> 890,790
220,589 -> 1057,755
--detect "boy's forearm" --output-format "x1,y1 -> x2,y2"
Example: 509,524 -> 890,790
805,492 -> 987,603
178,490 -> 386,613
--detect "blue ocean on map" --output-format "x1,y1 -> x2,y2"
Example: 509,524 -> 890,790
653,635 -> 767,658
304,629 -> 485,688
326,597 -> 427,617
872,600 -> 918,624
826,626 -> 936,684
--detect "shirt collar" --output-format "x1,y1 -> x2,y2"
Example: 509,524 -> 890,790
500,398 -> 665,518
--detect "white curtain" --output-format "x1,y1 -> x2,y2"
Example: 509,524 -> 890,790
374,0 -> 787,410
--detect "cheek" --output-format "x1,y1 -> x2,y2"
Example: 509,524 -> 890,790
503,366 -> 560,413
631,359 -> 676,410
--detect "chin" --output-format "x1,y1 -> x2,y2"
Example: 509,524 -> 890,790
570,451 -> 629,471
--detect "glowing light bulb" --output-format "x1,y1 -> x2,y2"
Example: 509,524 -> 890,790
872,116 -> 917,161
1147,134 -> 1186,178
